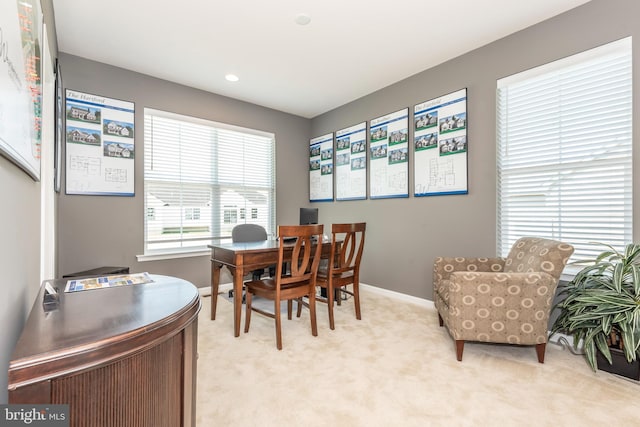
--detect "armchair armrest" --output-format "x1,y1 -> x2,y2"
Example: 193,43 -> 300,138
447,271 -> 559,331
433,257 -> 505,284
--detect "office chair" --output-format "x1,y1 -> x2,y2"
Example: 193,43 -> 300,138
230,224 -> 270,302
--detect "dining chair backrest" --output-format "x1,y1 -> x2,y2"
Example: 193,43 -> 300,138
277,224 -> 324,286
329,222 -> 366,277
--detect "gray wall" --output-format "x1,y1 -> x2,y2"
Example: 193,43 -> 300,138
57,54 -> 310,287
310,0 -> 640,300
3,0 -> 639,403
0,158 -> 41,404
0,0 -> 57,403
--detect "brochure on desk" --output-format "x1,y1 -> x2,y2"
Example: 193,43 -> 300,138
65,272 -> 154,292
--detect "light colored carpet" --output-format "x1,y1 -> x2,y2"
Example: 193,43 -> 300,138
196,289 -> 639,426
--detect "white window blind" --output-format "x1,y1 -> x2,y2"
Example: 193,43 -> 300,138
144,109 -> 275,255
497,37 -> 632,265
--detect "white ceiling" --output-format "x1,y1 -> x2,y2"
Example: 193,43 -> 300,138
52,0 -> 591,118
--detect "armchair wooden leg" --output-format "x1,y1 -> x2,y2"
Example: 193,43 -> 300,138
455,340 -> 464,361
438,313 -> 444,327
536,343 -> 546,364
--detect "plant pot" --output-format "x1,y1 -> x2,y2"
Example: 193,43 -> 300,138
596,347 -> 640,380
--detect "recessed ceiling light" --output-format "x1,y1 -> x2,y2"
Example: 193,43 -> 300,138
225,74 -> 239,82
295,13 -> 311,26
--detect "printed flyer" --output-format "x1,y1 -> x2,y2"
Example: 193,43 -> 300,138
369,108 -> 409,199
335,122 -> 367,200
309,133 -> 334,202
65,272 -> 154,292
65,89 -> 135,196
414,88 -> 468,196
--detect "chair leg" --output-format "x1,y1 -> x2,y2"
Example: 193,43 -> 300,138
353,282 -> 361,320
536,343 -> 546,363
309,292 -> 318,337
455,340 -> 464,361
287,300 -> 293,320
438,313 -> 444,327
327,284 -> 335,330
244,292 -> 252,333
296,298 -> 303,318
275,300 -> 283,350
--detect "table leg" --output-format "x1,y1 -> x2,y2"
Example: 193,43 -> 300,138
233,265 -> 244,337
211,261 -> 221,320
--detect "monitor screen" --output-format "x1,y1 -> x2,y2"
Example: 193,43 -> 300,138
299,207 -> 318,225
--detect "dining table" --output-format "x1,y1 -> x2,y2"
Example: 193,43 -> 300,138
208,239 -> 335,337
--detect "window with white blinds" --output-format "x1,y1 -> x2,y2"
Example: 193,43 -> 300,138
497,37 -> 632,265
144,108 -> 275,255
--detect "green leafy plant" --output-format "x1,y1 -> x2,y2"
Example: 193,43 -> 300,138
551,243 -> 640,371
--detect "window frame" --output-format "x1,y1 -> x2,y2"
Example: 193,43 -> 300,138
496,37 -> 633,269
139,108 -> 276,260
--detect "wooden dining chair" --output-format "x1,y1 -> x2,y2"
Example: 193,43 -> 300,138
315,222 -> 366,330
244,224 -> 324,350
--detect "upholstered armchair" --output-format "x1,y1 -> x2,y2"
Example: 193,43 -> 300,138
433,237 -> 574,363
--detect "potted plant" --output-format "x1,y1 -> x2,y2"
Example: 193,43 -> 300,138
551,243 -> 640,379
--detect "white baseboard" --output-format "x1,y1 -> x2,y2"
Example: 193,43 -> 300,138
198,283 -> 232,298
197,282 -> 435,309
360,283 -> 435,309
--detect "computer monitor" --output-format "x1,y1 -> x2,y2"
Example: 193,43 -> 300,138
299,207 -> 318,225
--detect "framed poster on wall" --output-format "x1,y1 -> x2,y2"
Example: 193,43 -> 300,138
413,88 -> 468,196
369,108 -> 409,199
54,60 -> 63,192
335,122 -> 367,201
0,0 -> 43,180
309,133 -> 334,202
65,89 -> 135,196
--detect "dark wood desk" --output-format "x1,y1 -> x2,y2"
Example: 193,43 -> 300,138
209,240 -> 333,337
8,275 -> 201,427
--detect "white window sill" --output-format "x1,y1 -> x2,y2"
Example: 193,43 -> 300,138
137,249 -> 211,262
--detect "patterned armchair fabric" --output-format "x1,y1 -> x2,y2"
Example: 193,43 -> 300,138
433,237 -> 574,363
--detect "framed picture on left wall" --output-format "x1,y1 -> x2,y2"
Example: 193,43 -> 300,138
54,59 -> 63,192
0,0 -> 43,180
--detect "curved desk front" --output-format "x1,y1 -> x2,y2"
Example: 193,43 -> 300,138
8,274 -> 201,427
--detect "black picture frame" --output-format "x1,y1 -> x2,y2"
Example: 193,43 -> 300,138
54,58 -> 63,193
